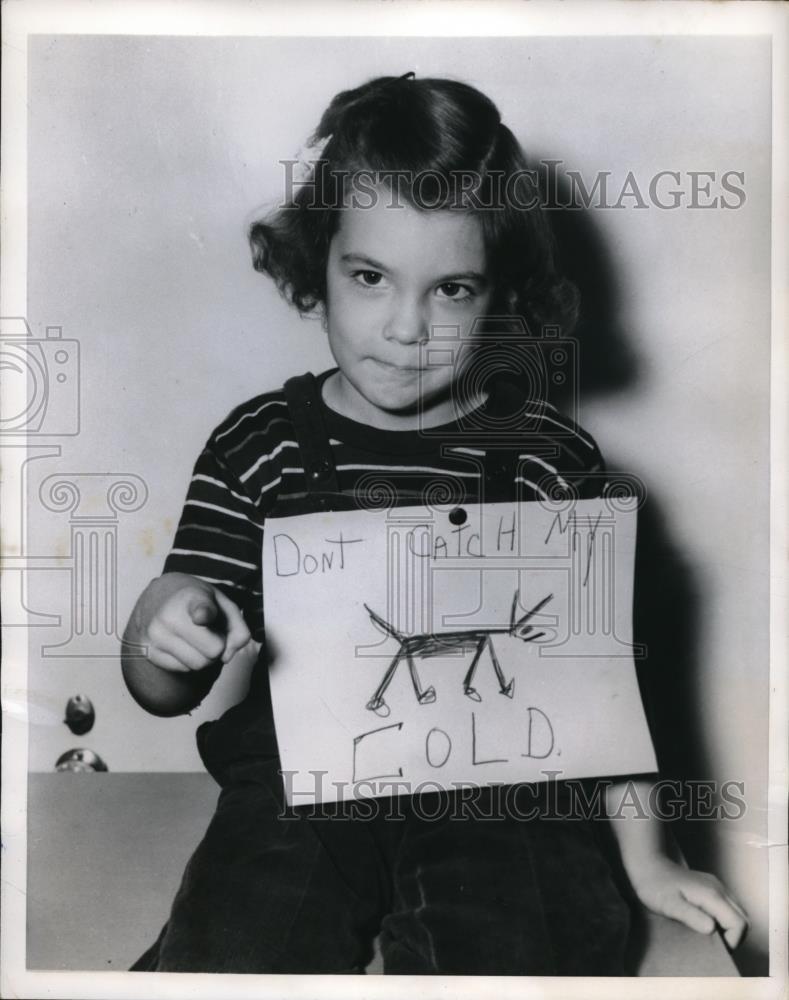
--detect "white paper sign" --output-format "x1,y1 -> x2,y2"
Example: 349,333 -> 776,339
264,499 -> 657,805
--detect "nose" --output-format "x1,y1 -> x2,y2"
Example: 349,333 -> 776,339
383,295 -> 429,345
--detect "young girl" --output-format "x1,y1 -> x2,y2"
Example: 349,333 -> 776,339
122,72 -> 747,974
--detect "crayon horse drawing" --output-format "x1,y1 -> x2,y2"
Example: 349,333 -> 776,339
363,591 -> 553,717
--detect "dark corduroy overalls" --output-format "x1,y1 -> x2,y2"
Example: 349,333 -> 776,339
131,374 -> 631,975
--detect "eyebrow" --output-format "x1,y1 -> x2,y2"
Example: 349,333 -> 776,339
339,253 -> 489,286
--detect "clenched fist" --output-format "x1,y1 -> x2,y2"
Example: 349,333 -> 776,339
122,573 -> 253,716
136,573 -> 252,672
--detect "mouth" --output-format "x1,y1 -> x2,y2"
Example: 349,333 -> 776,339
371,359 -> 425,374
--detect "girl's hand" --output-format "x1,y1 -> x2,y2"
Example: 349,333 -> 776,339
133,572 -> 251,673
627,854 -> 749,949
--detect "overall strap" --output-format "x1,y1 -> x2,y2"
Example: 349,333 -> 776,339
480,378 -> 533,501
283,373 -> 340,504
483,449 -> 521,502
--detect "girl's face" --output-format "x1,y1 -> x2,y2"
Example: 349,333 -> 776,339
323,190 -> 492,430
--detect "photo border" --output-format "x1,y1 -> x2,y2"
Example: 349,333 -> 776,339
1,2 -> 786,998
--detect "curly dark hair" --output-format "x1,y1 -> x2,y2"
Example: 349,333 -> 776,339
249,73 -> 579,333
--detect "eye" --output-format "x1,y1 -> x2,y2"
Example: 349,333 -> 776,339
352,270 -> 384,288
436,281 -> 474,301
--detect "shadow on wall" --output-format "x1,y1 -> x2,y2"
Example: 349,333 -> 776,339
548,167 -> 640,401
549,188 -> 767,976
548,170 -> 711,823
632,494 -> 767,977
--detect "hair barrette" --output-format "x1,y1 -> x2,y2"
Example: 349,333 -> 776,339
292,134 -> 332,185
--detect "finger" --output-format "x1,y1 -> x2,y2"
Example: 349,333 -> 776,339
153,633 -> 216,672
722,890 -> 750,926
171,618 -> 226,661
188,594 -> 220,628
682,887 -> 749,950
662,895 -> 716,935
681,882 -> 748,941
153,611 -> 226,662
213,590 -> 252,662
719,889 -> 750,944
148,649 -> 192,673
722,917 -> 748,950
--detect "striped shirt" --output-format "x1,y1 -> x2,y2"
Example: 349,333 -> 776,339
164,369 -> 605,641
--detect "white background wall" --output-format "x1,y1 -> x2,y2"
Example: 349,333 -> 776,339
23,34 -> 770,967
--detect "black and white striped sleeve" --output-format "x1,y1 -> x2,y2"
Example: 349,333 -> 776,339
163,441 -> 265,638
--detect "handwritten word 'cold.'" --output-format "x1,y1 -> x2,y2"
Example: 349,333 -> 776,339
352,706 -> 555,784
